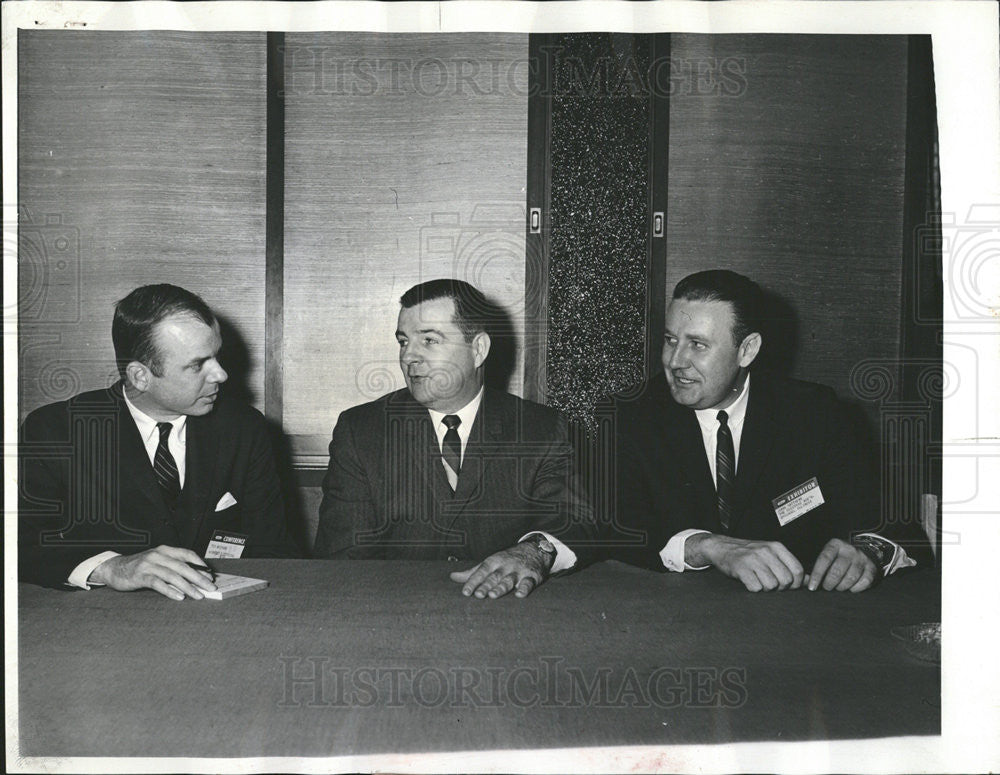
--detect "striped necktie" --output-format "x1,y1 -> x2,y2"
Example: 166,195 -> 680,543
154,422 -> 182,506
441,414 -> 462,489
716,410 -> 735,531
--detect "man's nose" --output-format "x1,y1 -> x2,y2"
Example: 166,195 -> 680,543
666,344 -> 688,370
208,360 -> 228,383
400,344 -> 421,364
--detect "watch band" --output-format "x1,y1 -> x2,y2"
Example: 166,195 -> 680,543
852,534 -> 898,574
520,533 -> 556,571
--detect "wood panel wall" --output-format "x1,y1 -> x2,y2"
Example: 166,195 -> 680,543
18,31 -> 268,420
281,33 -> 529,460
666,34 -> 909,423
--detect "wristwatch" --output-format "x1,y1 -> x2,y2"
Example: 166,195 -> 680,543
852,534 -> 897,574
520,533 -> 557,572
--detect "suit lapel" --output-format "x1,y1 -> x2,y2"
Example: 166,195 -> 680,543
662,390 -> 716,498
731,377 -> 777,527
111,385 -> 174,534
175,412 -> 219,547
391,392 -> 452,513
452,396 -> 493,503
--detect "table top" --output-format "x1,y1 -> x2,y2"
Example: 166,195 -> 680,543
17,559 -> 940,758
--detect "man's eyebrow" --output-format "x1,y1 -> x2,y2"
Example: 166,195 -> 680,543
187,354 -> 212,367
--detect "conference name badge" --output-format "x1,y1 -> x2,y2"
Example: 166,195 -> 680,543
205,530 -> 248,559
771,477 -> 825,526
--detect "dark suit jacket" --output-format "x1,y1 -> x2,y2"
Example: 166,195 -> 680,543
602,371 -> 907,570
314,387 -> 597,563
19,382 -> 298,588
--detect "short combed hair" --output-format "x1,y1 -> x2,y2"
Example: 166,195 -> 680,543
672,269 -> 764,347
112,284 -> 216,378
399,279 -> 494,342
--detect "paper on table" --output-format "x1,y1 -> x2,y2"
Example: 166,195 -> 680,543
201,573 -> 268,600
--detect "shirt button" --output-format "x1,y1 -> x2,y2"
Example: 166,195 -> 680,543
447,555 -> 459,563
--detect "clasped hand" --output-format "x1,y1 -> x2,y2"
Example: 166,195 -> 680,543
450,541 -> 553,599
689,534 -> 877,592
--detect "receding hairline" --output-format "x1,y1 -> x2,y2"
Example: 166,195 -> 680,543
144,312 -> 221,357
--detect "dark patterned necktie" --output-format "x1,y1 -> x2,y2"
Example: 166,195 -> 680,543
154,422 -> 181,506
441,414 -> 462,488
716,410 -> 735,531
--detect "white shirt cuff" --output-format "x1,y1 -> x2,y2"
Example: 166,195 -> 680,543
66,551 -> 121,589
660,529 -> 712,572
855,533 -> 917,575
519,532 -> 577,574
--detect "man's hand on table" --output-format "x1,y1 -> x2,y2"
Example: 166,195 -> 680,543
450,541 -> 554,599
806,537 -> 878,592
89,545 -> 217,600
685,533 -> 805,592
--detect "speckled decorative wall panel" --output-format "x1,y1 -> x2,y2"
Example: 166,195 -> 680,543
545,34 -> 650,427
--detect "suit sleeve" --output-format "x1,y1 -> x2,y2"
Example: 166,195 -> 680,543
18,409 -> 100,588
526,413 -> 602,569
239,415 -> 301,558
314,412 -> 381,559
603,401 -> 672,571
817,393 -> 933,568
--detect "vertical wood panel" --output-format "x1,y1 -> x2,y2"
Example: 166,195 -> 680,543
282,33 -> 528,457
523,34 -> 553,404
265,32 -> 286,424
647,34 -> 670,380
18,31 -> 267,420
666,34 -> 909,423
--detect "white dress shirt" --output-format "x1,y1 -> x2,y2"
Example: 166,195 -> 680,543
427,389 -> 484,490
427,388 -> 577,574
660,376 -> 751,572
123,391 -> 189,487
66,391 -> 188,589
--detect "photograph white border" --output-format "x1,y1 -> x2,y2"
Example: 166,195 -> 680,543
4,2 -> 998,772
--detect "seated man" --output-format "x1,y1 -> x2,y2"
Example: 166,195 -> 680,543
315,279 -> 596,599
603,269 -> 926,592
19,284 -> 299,598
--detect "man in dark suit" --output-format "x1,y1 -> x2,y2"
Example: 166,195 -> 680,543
19,284 -> 298,598
315,279 -> 596,599
605,269 -> 921,592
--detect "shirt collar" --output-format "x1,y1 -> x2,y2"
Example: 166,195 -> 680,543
694,373 -> 751,431
122,387 -> 188,446
427,386 -> 485,433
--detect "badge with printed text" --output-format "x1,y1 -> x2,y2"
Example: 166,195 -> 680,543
771,477 -> 825,526
204,530 -> 248,559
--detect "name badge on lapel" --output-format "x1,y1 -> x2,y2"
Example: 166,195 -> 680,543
771,477 -> 825,526
205,530 -> 248,559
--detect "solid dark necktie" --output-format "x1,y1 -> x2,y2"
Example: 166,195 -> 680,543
154,422 -> 182,506
716,410 -> 735,531
441,414 -> 462,488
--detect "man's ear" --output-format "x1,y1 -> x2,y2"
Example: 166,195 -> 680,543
738,332 -> 762,368
472,331 -> 491,369
125,361 -> 151,392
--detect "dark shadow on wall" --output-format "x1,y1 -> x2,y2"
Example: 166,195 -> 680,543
216,315 -> 309,557
755,288 -> 800,379
754,288 -> 878,444
482,292 -> 518,393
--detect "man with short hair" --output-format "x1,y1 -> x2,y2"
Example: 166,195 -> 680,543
19,284 -> 298,597
315,279 -> 597,599
605,269 -> 922,592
